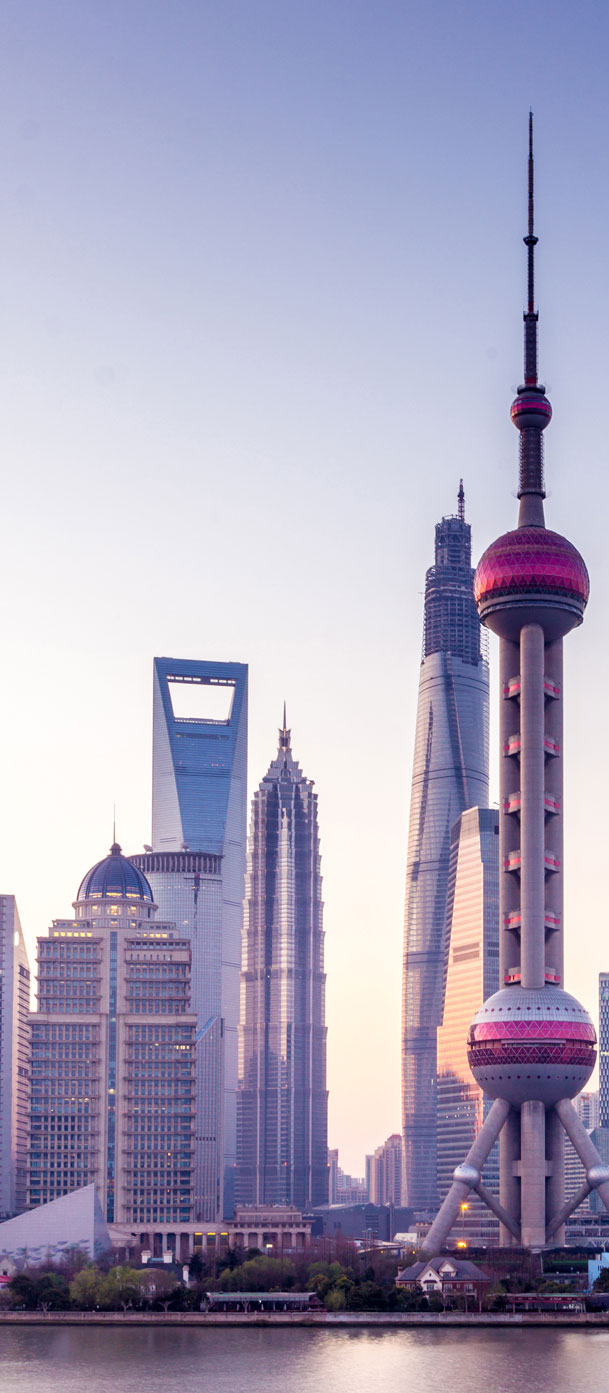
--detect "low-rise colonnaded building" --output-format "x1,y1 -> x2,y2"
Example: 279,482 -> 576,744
110,1203 -> 313,1263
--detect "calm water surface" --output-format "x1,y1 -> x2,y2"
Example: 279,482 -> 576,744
4,1326 -> 607,1393
1,1325 -> 608,1393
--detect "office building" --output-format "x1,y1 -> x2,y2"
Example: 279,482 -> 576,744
436,808 -> 500,1244
575,1090 -> 599,1133
423,118 -> 607,1255
29,843 -> 196,1226
369,1134 -> 403,1207
402,489 -> 489,1209
236,712 -> 328,1208
0,897 -> 30,1217
138,657 -> 248,1217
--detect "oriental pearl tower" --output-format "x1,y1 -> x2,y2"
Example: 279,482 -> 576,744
423,117 -> 609,1253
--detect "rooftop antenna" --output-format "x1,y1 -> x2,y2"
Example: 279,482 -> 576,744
512,110 -> 551,522
524,108 -> 538,387
279,701 -> 290,749
458,479 -> 465,522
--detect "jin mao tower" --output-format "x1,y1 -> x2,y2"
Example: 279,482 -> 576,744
236,712 -> 328,1209
424,118 -> 609,1254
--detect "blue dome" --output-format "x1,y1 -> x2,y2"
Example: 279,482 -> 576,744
77,843 -> 154,903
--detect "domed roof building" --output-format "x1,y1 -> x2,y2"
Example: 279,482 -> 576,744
77,843 -> 154,905
29,840 -> 196,1228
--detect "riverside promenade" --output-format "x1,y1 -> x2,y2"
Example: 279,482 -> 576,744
0,1309 -> 607,1328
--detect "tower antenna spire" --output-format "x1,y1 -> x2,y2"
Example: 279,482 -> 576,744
458,479 -> 465,522
510,112 -> 551,522
524,109 -> 538,384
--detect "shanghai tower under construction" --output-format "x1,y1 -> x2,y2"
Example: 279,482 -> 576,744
402,490 -> 489,1210
423,117 -> 609,1254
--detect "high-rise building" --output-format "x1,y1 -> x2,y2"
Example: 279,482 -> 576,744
0,897 -> 31,1217
575,1090 -> 600,1133
564,1095 -> 600,1221
423,118 -> 607,1256
141,657 -> 248,1218
236,713 -> 328,1209
29,844 -> 196,1227
129,850 -> 223,1220
402,488 -> 489,1210
437,809 -> 499,1244
600,974 -> 609,1127
369,1134 -> 403,1207
328,1147 -> 339,1204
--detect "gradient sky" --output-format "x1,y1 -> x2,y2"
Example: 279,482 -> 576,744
2,1 -> 609,1175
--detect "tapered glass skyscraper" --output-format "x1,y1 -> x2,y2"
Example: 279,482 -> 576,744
402,488 -> 489,1210
236,712 -> 328,1209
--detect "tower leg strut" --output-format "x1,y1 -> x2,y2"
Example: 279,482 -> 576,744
546,1180 -> 592,1242
475,1180 -> 521,1242
553,1097 -> 609,1213
421,1098 -> 511,1256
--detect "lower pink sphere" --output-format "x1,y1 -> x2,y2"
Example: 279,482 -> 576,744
467,985 -> 596,1107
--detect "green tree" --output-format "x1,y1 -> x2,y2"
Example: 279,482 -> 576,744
36,1273 -> 70,1311
215,1256 -> 295,1293
7,1274 -> 39,1309
306,1262 -> 351,1301
98,1266 -> 142,1311
189,1251 -> 207,1282
346,1280 -> 387,1312
70,1267 -> 103,1310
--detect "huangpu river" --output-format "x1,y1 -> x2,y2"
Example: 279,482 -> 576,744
2,1324 -> 609,1393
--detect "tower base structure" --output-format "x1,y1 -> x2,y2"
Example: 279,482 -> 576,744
422,1095 -> 609,1255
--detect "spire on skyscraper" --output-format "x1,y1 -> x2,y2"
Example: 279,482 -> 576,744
279,701 -> 291,749
458,479 -> 465,522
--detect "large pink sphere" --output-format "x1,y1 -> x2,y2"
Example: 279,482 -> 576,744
467,985 -> 596,1107
474,527 -> 589,639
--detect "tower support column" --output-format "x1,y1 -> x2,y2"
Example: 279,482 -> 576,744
520,1099 -> 547,1248
520,623 -> 545,990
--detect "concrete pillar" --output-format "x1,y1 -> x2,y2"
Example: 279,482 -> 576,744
520,624 -> 545,990
543,640 -> 564,979
500,638 -> 522,982
545,1105 -> 565,1245
520,1100 -> 547,1248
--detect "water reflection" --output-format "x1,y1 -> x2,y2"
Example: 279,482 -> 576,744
2,1325 -> 609,1393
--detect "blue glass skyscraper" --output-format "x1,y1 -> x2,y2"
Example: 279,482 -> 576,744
134,657 -> 248,1218
402,487 -> 489,1211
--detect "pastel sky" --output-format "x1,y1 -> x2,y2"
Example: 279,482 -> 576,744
1,1 -> 609,1175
